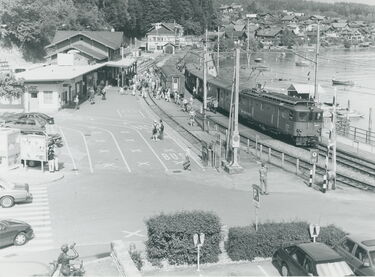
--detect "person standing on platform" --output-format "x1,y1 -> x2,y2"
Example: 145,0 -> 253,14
259,162 -> 269,195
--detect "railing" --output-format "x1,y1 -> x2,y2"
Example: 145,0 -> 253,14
336,125 -> 375,146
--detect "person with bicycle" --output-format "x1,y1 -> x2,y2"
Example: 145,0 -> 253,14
56,243 -> 79,276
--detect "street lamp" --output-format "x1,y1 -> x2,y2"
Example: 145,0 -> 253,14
193,233 -> 205,272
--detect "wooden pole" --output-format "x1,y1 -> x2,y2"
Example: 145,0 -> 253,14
217,26 -> 220,74
314,20 -> 320,102
232,45 -> 241,167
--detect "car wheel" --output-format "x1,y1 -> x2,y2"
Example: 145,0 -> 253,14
281,264 -> 290,276
27,160 -> 38,167
0,196 -> 15,208
14,232 -> 27,246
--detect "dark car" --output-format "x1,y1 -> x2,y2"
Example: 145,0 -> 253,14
19,112 -> 54,125
333,235 -> 375,276
0,219 -> 34,247
273,242 -> 354,276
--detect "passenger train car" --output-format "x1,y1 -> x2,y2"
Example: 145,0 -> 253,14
185,65 -> 323,146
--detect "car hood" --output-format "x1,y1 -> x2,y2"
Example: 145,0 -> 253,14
3,219 -> 30,228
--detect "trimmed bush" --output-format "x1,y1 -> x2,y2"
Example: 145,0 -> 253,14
226,221 -> 345,261
145,211 -> 221,266
129,250 -> 144,271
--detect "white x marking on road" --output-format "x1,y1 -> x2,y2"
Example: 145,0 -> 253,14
102,163 -> 116,168
137,162 -> 150,166
122,230 -> 145,238
174,161 -> 184,165
164,149 -> 175,152
125,139 -> 135,142
99,149 -> 109,153
131,149 -> 142,152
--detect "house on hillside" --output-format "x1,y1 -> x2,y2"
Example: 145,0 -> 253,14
146,22 -> 183,52
332,22 -> 349,31
255,28 -> 283,46
45,31 -> 125,64
281,15 -> 298,24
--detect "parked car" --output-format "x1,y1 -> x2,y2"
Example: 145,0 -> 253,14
0,112 -> 23,125
0,219 -> 34,247
333,235 -> 375,276
0,178 -> 33,208
4,117 -> 46,135
18,112 -> 54,125
272,242 -> 354,276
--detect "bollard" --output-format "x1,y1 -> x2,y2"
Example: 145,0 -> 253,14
309,169 -> 313,187
281,153 -> 285,168
322,174 -> 327,193
296,158 -> 299,175
259,144 -> 263,160
268,147 -> 271,162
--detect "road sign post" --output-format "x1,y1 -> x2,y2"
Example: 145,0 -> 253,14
310,149 -> 319,184
193,233 -> 205,271
252,184 -> 261,231
309,224 -> 320,243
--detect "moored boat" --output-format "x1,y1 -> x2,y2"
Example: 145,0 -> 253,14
332,79 -> 354,86
254,58 -> 263,63
295,61 -> 309,67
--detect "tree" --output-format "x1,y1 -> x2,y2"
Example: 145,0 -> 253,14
280,29 -> 296,48
0,73 -> 25,99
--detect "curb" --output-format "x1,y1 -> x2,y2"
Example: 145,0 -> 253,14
0,169 -> 65,186
110,240 -> 142,277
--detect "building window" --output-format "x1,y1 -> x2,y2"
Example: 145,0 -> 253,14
31,92 -> 38,98
43,91 -> 53,104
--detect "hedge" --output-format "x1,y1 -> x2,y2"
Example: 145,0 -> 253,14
225,221 -> 345,261
145,211 -> 221,266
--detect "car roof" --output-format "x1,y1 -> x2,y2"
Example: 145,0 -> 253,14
346,235 -> 375,250
298,243 -> 343,263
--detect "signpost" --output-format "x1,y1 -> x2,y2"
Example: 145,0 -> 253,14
310,149 -> 319,184
252,184 -> 261,231
309,224 -> 320,243
193,233 -> 205,272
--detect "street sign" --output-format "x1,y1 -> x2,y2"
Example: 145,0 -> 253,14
310,149 -> 319,164
200,233 -> 205,245
309,224 -> 320,242
252,184 -> 260,208
232,132 -> 240,148
193,234 -> 198,246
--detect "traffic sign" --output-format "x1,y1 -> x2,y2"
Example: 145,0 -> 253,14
232,132 -> 240,148
310,149 -> 319,164
309,224 -> 320,242
252,184 -> 260,208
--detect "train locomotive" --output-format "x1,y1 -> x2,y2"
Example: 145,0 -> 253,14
185,65 -> 323,146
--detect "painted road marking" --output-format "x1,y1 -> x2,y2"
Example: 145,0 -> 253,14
59,127 -> 78,174
95,126 -> 132,173
131,149 -> 142,153
91,131 -> 103,135
137,162 -> 150,166
117,109 -> 123,118
134,129 -> 168,172
139,111 -> 146,118
122,230 -> 145,238
120,130 -> 130,134
102,163 -> 116,168
95,139 -> 106,143
257,265 -> 269,276
99,149 -> 110,153
125,139 -> 135,142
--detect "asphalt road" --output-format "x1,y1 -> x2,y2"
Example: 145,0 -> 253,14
1,89 -> 375,276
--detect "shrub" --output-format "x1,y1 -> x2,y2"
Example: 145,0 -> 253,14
129,250 -> 144,271
226,221 -> 345,261
145,211 -> 221,266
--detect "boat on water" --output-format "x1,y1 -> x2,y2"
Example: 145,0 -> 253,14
337,109 -> 364,118
321,103 -> 363,119
254,58 -> 263,63
332,79 -> 354,86
295,61 -> 309,67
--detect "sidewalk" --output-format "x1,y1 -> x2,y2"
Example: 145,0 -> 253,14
0,166 -> 64,186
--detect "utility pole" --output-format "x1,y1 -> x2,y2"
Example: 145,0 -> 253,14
332,88 -> 337,190
203,29 -> 208,131
217,26 -> 220,74
313,20 -> 320,102
247,17 -> 250,69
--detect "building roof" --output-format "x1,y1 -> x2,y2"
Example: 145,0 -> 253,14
233,24 -> 246,32
332,23 -> 348,29
282,15 -> 296,21
45,44 -> 108,60
299,243 -> 342,262
147,26 -> 175,36
287,83 -> 326,95
256,28 -> 283,38
46,31 -> 123,50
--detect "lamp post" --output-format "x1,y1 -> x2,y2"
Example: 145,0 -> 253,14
193,233 -> 205,272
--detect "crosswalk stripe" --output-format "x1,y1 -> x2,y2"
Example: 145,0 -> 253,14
31,192 -> 48,197
1,211 -> 50,217
30,188 -> 48,192
1,206 -> 49,212
31,226 -> 52,232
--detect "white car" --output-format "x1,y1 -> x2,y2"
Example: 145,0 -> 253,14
0,179 -> 33,208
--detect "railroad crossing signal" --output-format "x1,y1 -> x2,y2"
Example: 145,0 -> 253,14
310,149 -> 319,164
232,132 -> 240,148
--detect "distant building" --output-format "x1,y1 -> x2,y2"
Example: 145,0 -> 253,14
45,31 -> 125,64
146,22 -> 184,52
255,28 -> 283,46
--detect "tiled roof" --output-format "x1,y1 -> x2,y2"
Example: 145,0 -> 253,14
256,28 -> 283,38
282,15 -> 296,21
233,24 -> 246,32
332,23 -> 348,29
46,31 -> 123,50
147,26 -> 175,36
45,43 -> 108,60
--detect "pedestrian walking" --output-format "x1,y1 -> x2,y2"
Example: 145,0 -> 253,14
74,95 -> 79,110
183,148 -> 191,171
189,96 -> 194,108
152,121 -> 158,141
259,162 -> 269,195
102,85 -> 107,100
183,98 -> 188,112
89,87 -> 95,104
158,119 -> 164,140
189,109 -> 196,126
193,86 -> 197,96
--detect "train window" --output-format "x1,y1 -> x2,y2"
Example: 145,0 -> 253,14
289,111 -> 294,120
315,112 -> 323,121
298,112 -> 308,121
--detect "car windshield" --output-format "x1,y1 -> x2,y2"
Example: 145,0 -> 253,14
316,261 -> 353,276
370,251 -> 375,266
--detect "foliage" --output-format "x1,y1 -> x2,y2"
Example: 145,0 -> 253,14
145,211 -> 221,266
129,250 -> 144,271
280,29 -> 296,48
225,221 -> 346,261
0,73 -> 25,98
